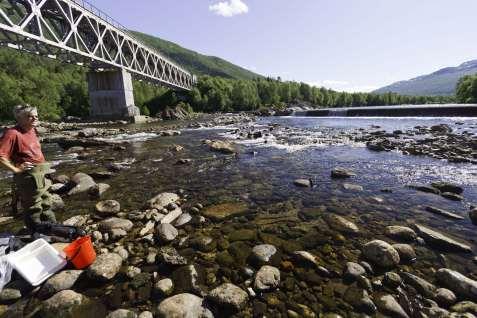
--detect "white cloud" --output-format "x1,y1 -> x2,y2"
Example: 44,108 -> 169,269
209,0 -> 249,17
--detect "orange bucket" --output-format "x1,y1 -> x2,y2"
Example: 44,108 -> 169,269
63,236 -> 96,269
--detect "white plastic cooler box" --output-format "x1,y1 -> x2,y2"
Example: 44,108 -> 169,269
7,239 -> 67,286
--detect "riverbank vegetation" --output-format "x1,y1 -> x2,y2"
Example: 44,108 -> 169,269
0,49 -> 458,121
456,74 -> 477,103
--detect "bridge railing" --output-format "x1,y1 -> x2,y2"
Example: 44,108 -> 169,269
69,0 -> 188,76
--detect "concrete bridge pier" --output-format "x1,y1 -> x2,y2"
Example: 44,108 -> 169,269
88,69 -> 140,120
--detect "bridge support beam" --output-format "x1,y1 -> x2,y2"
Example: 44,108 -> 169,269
88,69 -> 140,119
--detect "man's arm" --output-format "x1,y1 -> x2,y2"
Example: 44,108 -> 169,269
0,157 -> 21,174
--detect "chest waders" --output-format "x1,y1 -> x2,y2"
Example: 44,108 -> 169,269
13,163 -> 55,230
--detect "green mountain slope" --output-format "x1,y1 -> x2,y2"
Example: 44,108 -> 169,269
130,31 -> 261,80
374,60 -> 477,96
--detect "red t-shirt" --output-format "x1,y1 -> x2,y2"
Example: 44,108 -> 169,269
0,126 -> 45,166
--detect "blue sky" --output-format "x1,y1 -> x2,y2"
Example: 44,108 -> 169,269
88,0 -> 477,92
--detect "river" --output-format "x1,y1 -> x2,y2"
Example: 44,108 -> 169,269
0,114 -> 476,317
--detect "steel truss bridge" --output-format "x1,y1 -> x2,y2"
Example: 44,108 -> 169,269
0,0 -> 194,90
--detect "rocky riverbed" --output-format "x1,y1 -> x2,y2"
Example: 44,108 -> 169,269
0,114 -> 476,318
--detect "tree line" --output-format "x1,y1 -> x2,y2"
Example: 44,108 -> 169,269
456,74 -> 477,103
189,76 -> 454,112
0,48 -> 462,121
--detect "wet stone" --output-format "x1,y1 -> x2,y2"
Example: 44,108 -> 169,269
431,181 -> 463,194
41,270 -> 83,298
331,167 -> 356,178
425,206 -> 464,220
95,200 -> 121,215
155,223 -> 178,242
343,262 -> 366,281
343,183 -> 364,191
157,293 -> 213,318
207,283 -> 249,312
362,240 -> 400,268
401,272 -> 436,298
469,209 -> 477,225
436,269 -> 477,302
435,288 -> 457,307
154,278 -> 174,297
99,217 -> 133,232
147,192 -> 180,210
383,272 -> 402,288
376,294 -> 410,318
87,253 -> 123,281
392,244 -> 416,263
157,246 -> 187,266
414,224 -> 472,253
451,301 -> 477,315
40,290 -> 106,318
294,179 -> 312,187
0,289 -> 21,302
441,192 -> 464,201
323,214 -> 359,234
172,265 -> 204,295
106,309 -> 138,318
385,225 -> 417,242
343,285 -> 376,314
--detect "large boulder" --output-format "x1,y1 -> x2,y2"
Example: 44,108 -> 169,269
362,240 -> 400,268
87,253 -> 123,281
436,269 -> 477,301
39,290 -> 106,318
207,283 -> 248,312
40,270 -> 84,298
99,217 -> 133,232
157,293 -> 213,318
67,173 -> 96,196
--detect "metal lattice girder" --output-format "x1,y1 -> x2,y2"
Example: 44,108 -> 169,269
0,0 -> 194,90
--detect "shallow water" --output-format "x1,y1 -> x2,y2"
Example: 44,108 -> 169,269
1,115 -> 477,315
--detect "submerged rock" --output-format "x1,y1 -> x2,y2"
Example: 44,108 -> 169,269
431,182 -> 463,194
157,293 -> 213,318
469,209 -> 477,225
106,309 -> 137,318
425,206 -> 464,220
376,294 -> 409,318
251,244 -> 277,264
294,179 -> 312,187
343,285 -> 376,314
95,200 -> 121,216
362,240 -> 400,268
323,214 -> 359,234
147,192 -> 180,210
157,246 -> 188,266
414,224 -> 472,253
68,173 -> 96,196
436,269 -> 477,302
207,140 -> 237,154
254,265 -> 280,291
385,226 -> 417,242
202,202 -> 249,221
331,167 -> 356,179
40,290 -> 106,318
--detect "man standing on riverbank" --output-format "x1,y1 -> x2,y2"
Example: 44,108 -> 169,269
0,105 -> 56,230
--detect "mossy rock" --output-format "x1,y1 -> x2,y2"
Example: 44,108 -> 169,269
228,241 -> 252,265
216,251 -> 235,267
202,202 -> 249,221
228,229 -> 257,242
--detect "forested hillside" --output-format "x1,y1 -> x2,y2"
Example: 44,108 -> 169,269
130,31 -> 260,80
456,74 -> 477,103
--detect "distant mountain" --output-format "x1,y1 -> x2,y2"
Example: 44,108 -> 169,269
130,31 -> 261,80
374,59 -> 477,96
